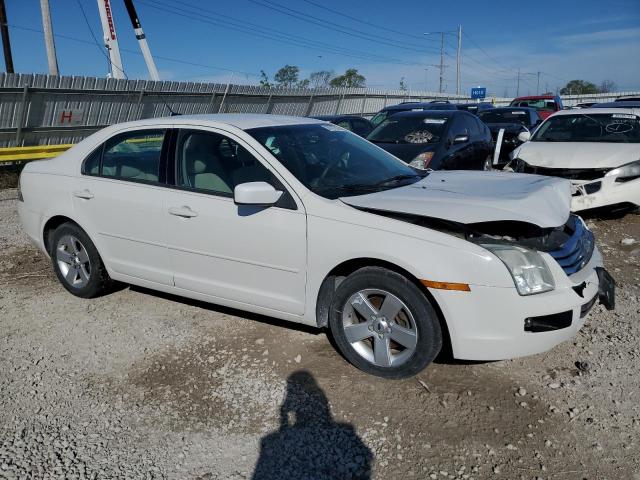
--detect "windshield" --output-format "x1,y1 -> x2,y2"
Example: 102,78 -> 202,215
246,123 -> 424,199
532,113 -> 640,143
479,109 -> 530,125
510,99 -> 557,111
367,116 -> 447,144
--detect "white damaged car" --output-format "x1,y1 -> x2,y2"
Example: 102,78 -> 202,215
510,108 -> 640,212
18,114 -> 615,378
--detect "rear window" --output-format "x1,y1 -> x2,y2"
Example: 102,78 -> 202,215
479,110 -> 530,125
368,116 -> 447,144
532,113 -> 640,143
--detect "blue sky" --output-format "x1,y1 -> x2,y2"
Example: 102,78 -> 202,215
2,0 -> 640,95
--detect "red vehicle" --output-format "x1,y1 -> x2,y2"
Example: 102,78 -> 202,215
509,95 -> 563,120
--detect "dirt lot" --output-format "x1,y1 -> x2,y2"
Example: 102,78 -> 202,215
1,184 -> 639,480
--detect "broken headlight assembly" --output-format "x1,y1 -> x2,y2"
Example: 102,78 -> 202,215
605,160 -> 640,183
481,244 -> 555,295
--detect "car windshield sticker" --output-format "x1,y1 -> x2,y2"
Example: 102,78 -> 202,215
405,130 -> 434,143
612,114 -> 637,119
423,118 -> 446,124
411,108 -> 426,111
605,120 -> 634,134
511,111 -> 527,115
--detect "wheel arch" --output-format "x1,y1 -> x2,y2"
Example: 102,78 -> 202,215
42,215 -> 88,256
315,257 -> 452,356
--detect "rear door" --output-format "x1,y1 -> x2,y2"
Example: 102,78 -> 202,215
72,128 -> 172,285
163,127 -> 307,315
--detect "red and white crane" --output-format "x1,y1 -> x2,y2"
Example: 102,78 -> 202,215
95,0 -> 159,81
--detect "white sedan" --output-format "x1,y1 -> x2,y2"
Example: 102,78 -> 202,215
510,108 -> 640,212
18,114 -> 615,378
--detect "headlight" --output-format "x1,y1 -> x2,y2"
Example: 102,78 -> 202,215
605,160 -> 640,183
482,244 -> 555,295
409,152 -> 434,170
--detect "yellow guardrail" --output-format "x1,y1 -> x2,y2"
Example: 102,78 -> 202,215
0,144 -> 73,163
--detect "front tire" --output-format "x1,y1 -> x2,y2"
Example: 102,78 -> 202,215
328,267 -> 442,379
50,222 -> 111,298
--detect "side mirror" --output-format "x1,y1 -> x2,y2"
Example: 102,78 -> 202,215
234,182 -> 283,206
517,131 -> 531,143
453,134 -> 469,144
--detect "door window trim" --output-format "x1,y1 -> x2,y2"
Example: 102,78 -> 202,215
167,127 -> 299,210
80,128 -> 170,187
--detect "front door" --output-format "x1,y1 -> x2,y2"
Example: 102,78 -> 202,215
164,128 -> 307,315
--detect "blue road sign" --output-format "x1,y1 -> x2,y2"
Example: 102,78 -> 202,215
471,87 -> 487,99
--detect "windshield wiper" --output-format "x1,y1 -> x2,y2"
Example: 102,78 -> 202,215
373,173 -> 425,187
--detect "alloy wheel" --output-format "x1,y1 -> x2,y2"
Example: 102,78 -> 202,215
56,234 -> 91,288
341,288 -> 418,367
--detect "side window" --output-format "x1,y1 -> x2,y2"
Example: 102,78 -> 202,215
82,146 -> 102,175
101,130 -> 165,182
451,116 -> 468,138
352,119 -> 372,136
176,130 -> 273,196
336,120 -> 352,131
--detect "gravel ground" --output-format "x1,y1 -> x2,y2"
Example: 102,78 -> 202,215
1,185 -> 639,480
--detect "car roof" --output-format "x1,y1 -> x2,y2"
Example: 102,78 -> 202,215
592,101 -> 640,108
390,110 -> 458,119
109,114 -> 325,131
383,102 -> 455,111
547,107 -> 640,116
512,95 -> 556,100
480,106 -> 536,113
311,114 -> 366,121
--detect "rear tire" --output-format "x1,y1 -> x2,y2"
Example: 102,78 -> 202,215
328,267 -> 442,379
50,222 -> 112,298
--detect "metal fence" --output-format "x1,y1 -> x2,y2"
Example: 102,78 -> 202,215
0,73 -> 638,147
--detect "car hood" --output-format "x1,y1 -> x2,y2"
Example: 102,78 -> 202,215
340,170 -> 571,228
516,142 -> 640,169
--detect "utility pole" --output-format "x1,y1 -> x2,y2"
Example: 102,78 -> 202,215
516,68 -> 520,97
40,0 -> 59,75
456,25 -> 462,96
439,32 -> 444,94
536,71 -> 541,95
0,0 -> 14,73
123,0 -> 160,81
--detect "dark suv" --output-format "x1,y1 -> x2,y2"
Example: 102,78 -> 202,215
367,110 -> 493,170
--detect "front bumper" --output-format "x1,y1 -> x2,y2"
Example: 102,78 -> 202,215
571,176 -> 639,212
430,247 -> 612,361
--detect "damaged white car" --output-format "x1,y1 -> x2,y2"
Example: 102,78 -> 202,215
18,114 -> 615,378
510,108 -> 640,212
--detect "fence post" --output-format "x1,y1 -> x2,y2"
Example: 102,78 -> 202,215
218,83 -> 231,113
265,93 -> 273,114
360,93 -> 367,115
15,85 -> 29,146
383,93 -> 388,108
136,88 -> 145,119
207,91 -> 217,114
335,91 -> 344,115
305,93 -> 314,116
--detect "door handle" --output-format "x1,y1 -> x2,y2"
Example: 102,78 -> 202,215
168,206 -> 198,218
73,189 -> 94,200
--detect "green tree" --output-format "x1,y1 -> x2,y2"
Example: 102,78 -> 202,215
274,65 -> 300,87
560,79 -> 598,95
259,70 -> 272,88
329,68 -> 366,88
399,77 -> 407,91
309,70 -> 334,88
297,79 -> 310,89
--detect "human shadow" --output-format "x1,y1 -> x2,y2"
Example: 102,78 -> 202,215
252,370 -> 372,480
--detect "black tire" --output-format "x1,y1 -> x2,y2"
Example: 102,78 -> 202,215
50,222 -> 112,298
328,267 -> 442,379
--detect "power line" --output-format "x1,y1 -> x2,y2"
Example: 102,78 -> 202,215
9,23 -> 260,78
246,0 -> 439,54
139,0 -> 420,65
299,0 -> 440,43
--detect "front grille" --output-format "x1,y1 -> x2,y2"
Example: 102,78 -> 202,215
548,216 -> 595,275
515,160 -> 607,181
